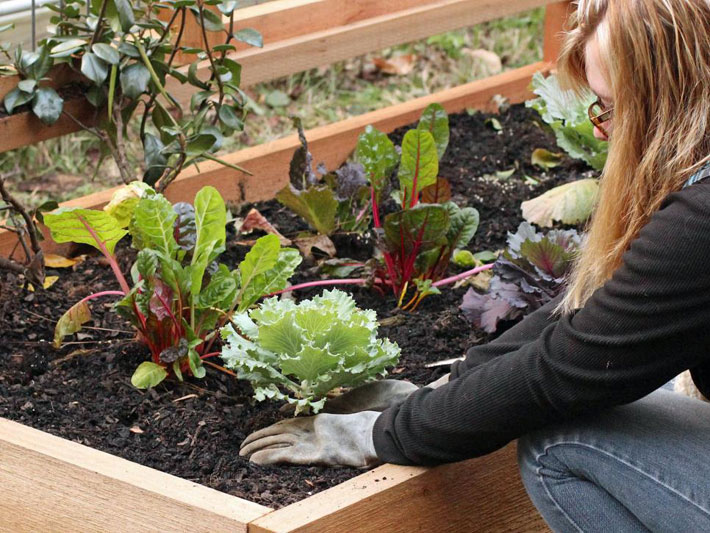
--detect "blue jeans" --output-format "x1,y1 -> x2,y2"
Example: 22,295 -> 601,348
517,389 -> 710,532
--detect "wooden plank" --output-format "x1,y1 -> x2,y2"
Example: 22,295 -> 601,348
249,443 -> 549,533
167,0 -> 554,103
0,60 -> 551,259
0,95 -> 94,154
230,0 -> 437,50
0,418 -> 271,533
543,1 -> 572,63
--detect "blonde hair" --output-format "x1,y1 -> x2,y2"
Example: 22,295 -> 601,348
557,0 -> 710,313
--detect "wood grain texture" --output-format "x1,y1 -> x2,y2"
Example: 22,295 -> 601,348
249,443 -> 550,533
0,96 -> 93,154
0,61 -> 551,258
0,418 -> 271,533
543,1 -> 573,63
167,0 -> 555,104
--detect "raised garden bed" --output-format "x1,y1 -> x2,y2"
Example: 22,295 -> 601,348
0,99 -> 591,530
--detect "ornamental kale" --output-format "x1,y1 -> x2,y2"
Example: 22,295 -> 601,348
275,118 -> 370,235
460,222 -> 581,333
220,289 -> 400,414
526,72 -> 608,171
45,183 -> 300,388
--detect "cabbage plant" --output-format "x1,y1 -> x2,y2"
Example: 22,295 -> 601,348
220,289 -> 400,414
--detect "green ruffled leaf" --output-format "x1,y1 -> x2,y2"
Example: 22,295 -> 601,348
521,178 -> 599,227
131,194 -> 179,257
444,203 -> 479,249
383,203 -> 450,256
355,125 -> 398,193
237,247 -> 301,312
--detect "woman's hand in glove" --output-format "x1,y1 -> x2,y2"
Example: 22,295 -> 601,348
239,411 -> 381,468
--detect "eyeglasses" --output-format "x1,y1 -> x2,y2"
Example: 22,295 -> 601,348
588,98 -> 613,137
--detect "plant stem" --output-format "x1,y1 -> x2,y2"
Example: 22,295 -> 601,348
77,215 -> 131,294
269,278 -> 368,296
431,263 -> 494,288
77,290 -> 126,305
89,0 -> 109,47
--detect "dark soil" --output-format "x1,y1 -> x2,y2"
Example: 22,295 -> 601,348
0,104 -> 594,509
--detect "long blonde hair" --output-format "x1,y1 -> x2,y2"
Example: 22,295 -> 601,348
557,0 -> 710,313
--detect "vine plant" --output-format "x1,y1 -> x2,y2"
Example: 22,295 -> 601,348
0,0 -> 261,285
3,0 -> 261,192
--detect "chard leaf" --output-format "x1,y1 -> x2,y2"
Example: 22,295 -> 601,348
383,203 -> 449,256
275,184 -> 338,235
149,280 -> 174,320
135,249 -> 159,280
444,203 -> 479,249
188,348 -> 206,378
44,207 -> 127,255
199,265 -> 238,309
173,202 -> 196,254
131,361 -> 167,389
237,248 -> 301,312
420,178 -> 452,204
237,234 -> 280,305
54,300 -> 91,348
131,194 -> 178,257
417,103 -> 449,160
104,181 -> 154,228
398,129 -> 438,206
355,126 -> 398,192
191,186 -> 226,299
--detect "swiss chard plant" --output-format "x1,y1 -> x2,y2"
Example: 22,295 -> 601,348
44,183 -> 301,388
220,289 -> 400,414
2,0 -> 261,192
356,104 -> 480,309
460,222 -> 580,333
275,117 -> 370,236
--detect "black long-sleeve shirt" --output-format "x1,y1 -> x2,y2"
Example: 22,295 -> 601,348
373,180 -> 710,465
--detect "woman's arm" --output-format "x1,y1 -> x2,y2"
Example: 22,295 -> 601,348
374,183 -> 710,465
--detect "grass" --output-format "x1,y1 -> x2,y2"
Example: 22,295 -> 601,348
0,7 -> 544,208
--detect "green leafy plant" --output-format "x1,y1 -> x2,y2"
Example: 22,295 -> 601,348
220,289 -> 400,414
356,103 -> 480,308
2,0 -> 261,192
526,72 -> 608,171
273,104 -> 490,310
45,183 -> 301,388
275,117 -> 370,236
460,222 -> 580,332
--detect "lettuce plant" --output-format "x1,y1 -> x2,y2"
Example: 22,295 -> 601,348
220,289 -> 400,414
356,104 -> 480,308
526,72 -> 608,171
460,222 -> 580,332
44,183 -> 300,388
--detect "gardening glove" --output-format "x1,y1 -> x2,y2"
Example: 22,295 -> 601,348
323,379 -> 419,414
240,411 -> 381,468
323,373 -> 450,414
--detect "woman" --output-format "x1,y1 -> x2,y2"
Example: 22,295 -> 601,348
240,0 -> 710,529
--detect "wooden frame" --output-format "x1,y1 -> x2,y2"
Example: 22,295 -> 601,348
168,0 -> 559,104
1,2 -> 570,530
